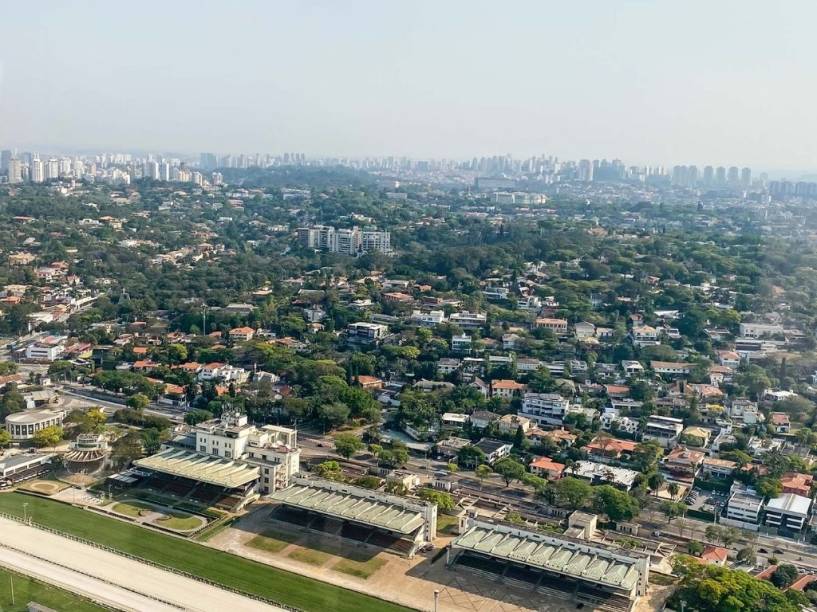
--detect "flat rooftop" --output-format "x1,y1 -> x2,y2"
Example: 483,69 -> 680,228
134,449 -> 259,488
270,481 -> 426,535
452,522 -> 642,592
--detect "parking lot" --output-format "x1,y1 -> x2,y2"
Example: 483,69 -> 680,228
684,487 -> 729,515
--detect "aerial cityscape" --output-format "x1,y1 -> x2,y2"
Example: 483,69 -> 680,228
3,2 -> 817,612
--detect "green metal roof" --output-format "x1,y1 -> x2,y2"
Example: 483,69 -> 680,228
453,524 -> 641,591
134,449 -> 259,488
270,482 -> 425,535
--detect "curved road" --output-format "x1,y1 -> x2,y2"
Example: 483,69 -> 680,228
0,517 -> 284,612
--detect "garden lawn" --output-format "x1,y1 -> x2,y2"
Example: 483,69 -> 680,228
154,513 -> 203,531
288,548 -> 333,567
332,556 -> 386,579
0,493 -> 411,612
0,566 -> 107,612
111,501 -> 153,518
248,529 -> 300,553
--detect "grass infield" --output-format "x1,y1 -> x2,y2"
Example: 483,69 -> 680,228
0,566 -> 107,611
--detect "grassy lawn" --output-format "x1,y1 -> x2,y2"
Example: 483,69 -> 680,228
111,501 -> 153,518
289,548 -> 333,567
248,528 -> 301,553
332,556 -> 386,579
154,513 -> 203,531
0,493 -> 411,612
436,513 -> 459,536
0,566 -> 107,612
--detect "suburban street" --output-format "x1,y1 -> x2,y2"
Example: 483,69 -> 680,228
0,515 -> 285,612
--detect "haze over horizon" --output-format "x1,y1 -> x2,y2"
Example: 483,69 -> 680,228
2,0 -> 817,174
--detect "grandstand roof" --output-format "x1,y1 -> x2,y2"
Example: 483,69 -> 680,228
270,481 -> 425,535
452,523 -> 642,592
134,449 -> 259,488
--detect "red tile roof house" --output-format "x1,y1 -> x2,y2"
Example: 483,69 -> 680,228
490,379 -> 526,400
770,412 -> 791,434
585,436 -> 638,462
699,545 -> 728,566
355,375 -> 384,390
228,326 -> 256,342
529,457 -> 565,480
781,472 -> 813,497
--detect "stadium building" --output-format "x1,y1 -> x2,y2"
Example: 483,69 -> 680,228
131,411 -> 300,511
448,518 -> 649,611
270,475 -> 437,558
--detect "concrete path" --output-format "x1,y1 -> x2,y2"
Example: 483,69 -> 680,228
0,516 -> 285,612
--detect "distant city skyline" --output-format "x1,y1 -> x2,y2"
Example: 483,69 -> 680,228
2,1 -> 817,173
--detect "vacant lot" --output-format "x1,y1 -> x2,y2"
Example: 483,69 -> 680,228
0,493 -> 410,612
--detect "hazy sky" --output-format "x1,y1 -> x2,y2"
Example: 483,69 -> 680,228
1,0 -> 816,171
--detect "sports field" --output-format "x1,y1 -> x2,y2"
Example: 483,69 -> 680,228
0,566 -> 107,612
0,493 -> 412,612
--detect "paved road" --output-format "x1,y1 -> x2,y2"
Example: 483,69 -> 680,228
0,517 -> 284,612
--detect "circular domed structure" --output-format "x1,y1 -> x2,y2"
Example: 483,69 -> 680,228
64,433 -> 110,474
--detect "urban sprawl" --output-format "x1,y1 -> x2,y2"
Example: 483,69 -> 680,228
1,150 -> 817,612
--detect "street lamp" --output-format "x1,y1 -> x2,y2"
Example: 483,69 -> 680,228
22,502 -> 28,524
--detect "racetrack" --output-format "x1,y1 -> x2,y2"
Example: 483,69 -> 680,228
0,516 -> 285,612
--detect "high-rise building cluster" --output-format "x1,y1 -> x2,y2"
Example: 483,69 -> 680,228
0,148 -> 225,187
670,164 -> 752,189
297,225 -> 392,255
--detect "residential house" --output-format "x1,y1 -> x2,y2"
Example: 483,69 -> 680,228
474,438 -> 513,464
497,414 -> 532,435
631,325 -> 659,347
411,310 -> 445,327
449,311 -> 487,329
574,322 -> 596,340
701,457 -> 737,480
728,399 -> 763,426
346,322 -> 388,344
585,436 -> 638,463
451,333 -> 472,353
699,546 -> 729,566
651,361 -> 691,377
739,322 -> 783,338
529,428 -> 576,448
198,363 -> 248,383
781,472 -> 813,497
770,412 -> 791,434
642,415 -> 684,448
491,379 -> 526,400
621,360 -> 644,376
718,350 -> 741,368
469,377 -> 490,397
529,457 -> 565,480
534,318 -> 568,334
680,426 -> 712,448
571,461 -> 639,491
663,446 -> 705,480
469,410 -> 498,430
518,392 -> 571,427
228,327 -> 256,342
437,358 -> 461,376
355,375 -> 384,390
